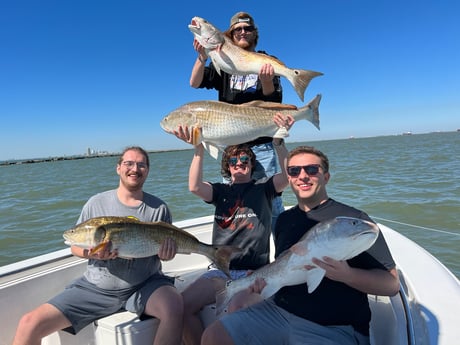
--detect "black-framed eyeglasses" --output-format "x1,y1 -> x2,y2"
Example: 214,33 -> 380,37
228,155 -> 250,166
287,164 -> 321,177
232,25 -> 255,34
121,161 -> 148,169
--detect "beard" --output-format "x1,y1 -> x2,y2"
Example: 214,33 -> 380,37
235,39 -> 254,51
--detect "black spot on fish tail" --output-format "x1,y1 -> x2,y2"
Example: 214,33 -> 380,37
291,69 -> 323,102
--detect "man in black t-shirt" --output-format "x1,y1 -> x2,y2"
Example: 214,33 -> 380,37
202,146 -> 400,345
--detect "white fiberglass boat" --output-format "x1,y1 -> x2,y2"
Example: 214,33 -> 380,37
1,215 -> 459,345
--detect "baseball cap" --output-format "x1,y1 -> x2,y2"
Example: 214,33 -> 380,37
229,12 -> 255,28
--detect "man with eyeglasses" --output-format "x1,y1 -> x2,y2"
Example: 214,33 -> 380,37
201,146 -> 400,345
13,146 -> 184,345
190,11 -> 285,235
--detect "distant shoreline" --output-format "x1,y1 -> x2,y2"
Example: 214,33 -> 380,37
0,148 -> 191,167
2,130 -> 456,167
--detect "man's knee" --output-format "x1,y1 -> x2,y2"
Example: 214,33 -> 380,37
16,303 -> 70,340
17,310 -> 40,332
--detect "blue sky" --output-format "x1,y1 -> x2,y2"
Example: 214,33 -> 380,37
1,1 -> 458,161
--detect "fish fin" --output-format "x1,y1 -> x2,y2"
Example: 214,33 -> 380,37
239,101 -> 298,111
288,69 -> 323,102
306,267 -> 326,293
209,55 -> 222,76
202,142 -> 220,159
212,245 -> 243,278
273,127 -> 289,139
88,241 -> 111,256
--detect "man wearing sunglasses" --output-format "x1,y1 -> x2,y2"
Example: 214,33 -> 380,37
172,125 -> 289,345
190,11 -> 285,236
202,146 -> 400,345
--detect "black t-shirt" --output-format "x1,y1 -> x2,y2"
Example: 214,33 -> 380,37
209,177 -> 277,270
273,199 -> 396,336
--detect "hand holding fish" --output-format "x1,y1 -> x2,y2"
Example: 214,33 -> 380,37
311,256 -> 352,283
170,125 -> 200,146
193,39 -> 208,62
158,237 -> 178,261
258,63 -> 275,84
274,113 -> 295,130
227,276 -> 267,313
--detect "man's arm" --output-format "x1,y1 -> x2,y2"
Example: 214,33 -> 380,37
312,257 -> 400,296
190,39 -> 207,88
189,143 -> 213,202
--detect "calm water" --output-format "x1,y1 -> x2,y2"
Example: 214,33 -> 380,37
1,132 -> 459,278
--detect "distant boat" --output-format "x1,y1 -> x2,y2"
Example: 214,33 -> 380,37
402,131 -> 412,135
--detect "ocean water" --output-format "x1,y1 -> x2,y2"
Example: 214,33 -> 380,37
0,132 -> 459,278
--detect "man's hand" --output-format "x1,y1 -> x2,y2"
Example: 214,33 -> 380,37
258,63 -> 275,83
171,125 -> 198,145
227,276 -> 267,313
273,113 -> 295,130
158,237 -> 177,261
311,256 -> 352,283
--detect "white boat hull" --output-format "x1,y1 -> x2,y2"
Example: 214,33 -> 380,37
1,215 -> 459,345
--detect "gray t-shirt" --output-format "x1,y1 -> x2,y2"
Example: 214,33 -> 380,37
78,189 -> 172,290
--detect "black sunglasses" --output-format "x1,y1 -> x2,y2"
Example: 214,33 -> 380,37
232,25 -> 255,34
228,155 -> 250,166
287,164 -> 321,177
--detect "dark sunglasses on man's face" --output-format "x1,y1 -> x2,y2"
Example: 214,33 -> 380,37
232,25 -> 255,34
287,164 -> 321,177
228,155 -> 250,166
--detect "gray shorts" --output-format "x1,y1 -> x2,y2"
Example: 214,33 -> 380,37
48,273 -> 174,334
220,299 -> 370,345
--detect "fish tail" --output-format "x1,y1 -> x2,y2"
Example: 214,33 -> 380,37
289,69 -> 323,102
212,245 -> 242,278
298,94 -> 321,130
